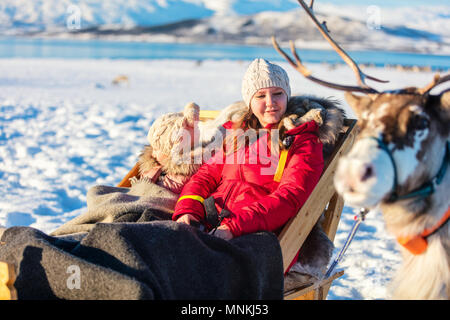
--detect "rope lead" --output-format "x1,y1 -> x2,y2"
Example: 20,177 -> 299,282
324,207 -> 369,279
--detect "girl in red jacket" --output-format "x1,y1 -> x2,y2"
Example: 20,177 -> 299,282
173,58 -> 324,240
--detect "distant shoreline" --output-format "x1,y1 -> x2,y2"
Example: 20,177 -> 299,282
1,36 -> 449,72
5,29 -> 450,56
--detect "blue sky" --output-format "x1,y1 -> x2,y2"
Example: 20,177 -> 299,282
318,0 -> 447,6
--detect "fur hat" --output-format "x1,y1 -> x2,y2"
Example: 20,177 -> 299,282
140,102 -> 201,179
138,101 -> 251,193
241,58 -> 291,107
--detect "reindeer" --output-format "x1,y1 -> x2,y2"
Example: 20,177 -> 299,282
272,0 -> 450,299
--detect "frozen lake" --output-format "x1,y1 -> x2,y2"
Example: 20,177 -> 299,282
1,37 -> 449,71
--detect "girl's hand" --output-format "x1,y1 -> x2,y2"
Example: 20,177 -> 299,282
210,224 -> 233,240
176,214 -> 199,225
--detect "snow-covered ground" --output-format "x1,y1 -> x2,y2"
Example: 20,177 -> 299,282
0,58 -> 444,299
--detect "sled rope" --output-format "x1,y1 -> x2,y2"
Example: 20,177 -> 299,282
324,207 -> 369,279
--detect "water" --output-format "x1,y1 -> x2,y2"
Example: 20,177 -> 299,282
1,37 -> 449,70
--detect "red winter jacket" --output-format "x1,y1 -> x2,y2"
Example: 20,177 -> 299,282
172,120 -> 324,237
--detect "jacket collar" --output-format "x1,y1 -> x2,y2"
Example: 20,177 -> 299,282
222,119 -> 319,134
284,120 -> 319,135
265,118 -> 319,134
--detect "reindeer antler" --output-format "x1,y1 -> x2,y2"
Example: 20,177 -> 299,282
272,0 -> 389,94
272,37 -> 378,94
418,73 -> 450,95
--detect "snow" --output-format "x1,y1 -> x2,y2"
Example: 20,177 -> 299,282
0,57 -> 445,299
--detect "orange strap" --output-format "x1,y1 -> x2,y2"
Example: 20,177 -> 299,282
397,207 -> 450,255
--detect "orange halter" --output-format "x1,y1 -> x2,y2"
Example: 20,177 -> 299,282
397,207 -> 450,255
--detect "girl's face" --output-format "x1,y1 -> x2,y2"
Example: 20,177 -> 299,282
250,87 -> 288,128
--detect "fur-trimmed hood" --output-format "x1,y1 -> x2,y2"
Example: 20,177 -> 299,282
282,95 -> 346,159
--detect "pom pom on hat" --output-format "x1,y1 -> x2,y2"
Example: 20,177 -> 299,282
241,58 -> 291,107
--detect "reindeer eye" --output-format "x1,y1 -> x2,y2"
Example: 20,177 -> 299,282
412,115 -> 429,130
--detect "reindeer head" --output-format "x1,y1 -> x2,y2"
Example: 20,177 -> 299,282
272,0 -> 450,209
335,88 -> 449,208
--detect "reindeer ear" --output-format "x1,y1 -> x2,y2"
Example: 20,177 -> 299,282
183,102 -> 200,127
344,92 -> 374,118
440,90 -> 450,109
438,90 -> 450,121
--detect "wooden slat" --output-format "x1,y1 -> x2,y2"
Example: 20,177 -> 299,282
322,193 -> 345,242
199,110 -> 221,121
117,162 -> 140,187
277,160 -> 338,272
0,262 -> 17,300
284,270 -> 344,300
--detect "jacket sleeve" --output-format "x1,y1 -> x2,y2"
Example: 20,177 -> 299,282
223,135 -> 324,237
172,155 -> 224,222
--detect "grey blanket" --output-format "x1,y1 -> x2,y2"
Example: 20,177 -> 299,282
0,179 -> 284,300
0,222 -> 283,300
50,178 -> 179,237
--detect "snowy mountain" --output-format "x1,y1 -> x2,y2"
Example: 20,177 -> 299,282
0,1 -> 449,54
0,0 -> 299,30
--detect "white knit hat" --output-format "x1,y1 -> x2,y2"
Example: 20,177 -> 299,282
241,58 -> 291,107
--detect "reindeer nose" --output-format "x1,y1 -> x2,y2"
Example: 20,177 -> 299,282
361,164 -> 374,182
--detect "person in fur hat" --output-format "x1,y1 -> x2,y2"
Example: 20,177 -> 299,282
138,101 -> 250,194
138,102 -> 202,194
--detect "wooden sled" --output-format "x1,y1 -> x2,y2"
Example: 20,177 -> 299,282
118,110 -> 358,300
0,111 -> 357,301
0,261 -> 17,300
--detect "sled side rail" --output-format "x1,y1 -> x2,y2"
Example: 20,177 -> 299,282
278,119 -> 357,273
279,119 -> 357,300
117,162 -> 140,188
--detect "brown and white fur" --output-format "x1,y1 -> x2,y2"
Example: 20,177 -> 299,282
334,89 -> 450,299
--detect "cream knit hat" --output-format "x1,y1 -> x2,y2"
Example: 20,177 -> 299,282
241,58 -> 291,107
